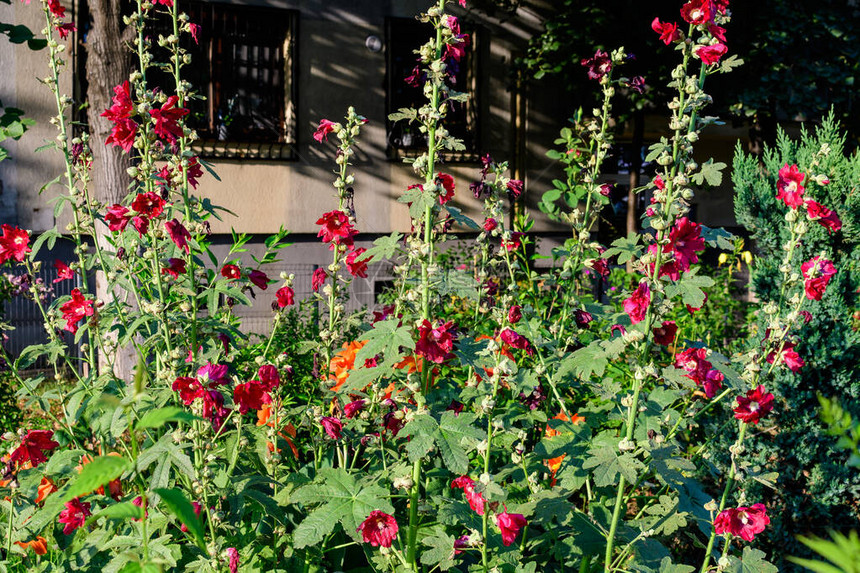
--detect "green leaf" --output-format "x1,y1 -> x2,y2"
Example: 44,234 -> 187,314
691,159 -> 727,187
727,547 -> 779,573
560,341 -> 608,381
420,528 -> 458,570
700,225 -> 737,251
664,272 -> 715,308
354,318 -> 414,371
87,501 -> 144,525
135,407 -> 198,431
603,233 -> 642,264
659,557 -> 695,573
437,411 -> 485,475
154,488 -> 206,549
362,232 -> 403,263
63,455 -> 130,502
444,204 -> 480,230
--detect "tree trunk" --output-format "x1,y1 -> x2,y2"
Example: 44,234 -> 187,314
83,0 -> 136,378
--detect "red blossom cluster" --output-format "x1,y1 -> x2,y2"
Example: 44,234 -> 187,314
357,510 -> 399,548
714,504 -> 770,542
674,347 -> 724,398
59,288 -> 95,334
0,224 -> 30,264
415,319 -> 456,364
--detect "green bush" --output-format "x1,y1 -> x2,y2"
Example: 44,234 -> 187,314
732,112 -> 860,569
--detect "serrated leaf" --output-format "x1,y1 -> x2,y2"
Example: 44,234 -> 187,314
420,529 -> 458,570
135,407 -> 198,431
604,233 -> 643,264
437,411 -> 485,475
87,501 -> 144,525
444,204 -> 480,230
561,341 -> 608,381
691,159 -> 727,187
154,488 -> 206,549
63,455 -> 130,502
727,547 -> 779,573
363,232 -> 403,263
664,272 -> 714,308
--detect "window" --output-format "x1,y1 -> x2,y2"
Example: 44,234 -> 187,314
386,17 -> 479,161
165,1 -> 297,159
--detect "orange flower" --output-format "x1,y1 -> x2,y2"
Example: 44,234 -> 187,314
544,411 -> 585,485
258,405 -> 299,458
15,536 -> 48,555
35,477 -> 56,504
329,340 -> 367,391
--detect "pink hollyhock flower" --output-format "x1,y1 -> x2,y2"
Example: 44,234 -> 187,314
652,18 -> 682,44
162,257 -> 186,279
776,164 -> 806,208
696,43 -> 727,65
131,216 -> 149,237
105,117 -> 137,152
445,16 -> 460,35
56,22 -> 76,39
574,309 -> 593,328
801,256 -> 836,301
733,385 -> 775,425
702,369 -> 724,399
0,225 -> 31,264
437,173 -> 455,205
320,416 -> 343,440
581,50 -> 612,80
131,192 -> 165,219
599,183 -> 613,197
247,269 -> 269,290
610,324 -> 627,337
483,218 -> 497,232
316,210 -> 358,249
10,430 -> 59,467
508,305 -> 522,324
654,174 -> 666,190
502,232 -> 524,252
53,260 -> 74,283
225,548 -> 239,573
344,399 -> 365,418
415,319 -> 456,364
165,219 -> 191,253
101,81 -> 133,123
59,288 -> 94,334
653,320 -> 678,346
623,281 -> 651,324
188,23 -> 200,44
714,504 -> 769,542
805,200 -> 842,232
681,0 -> 715,25
47,0 -> 65,19
444,33 -> 470,63
221,264 -> 241,280
256,364 -> 280,391
58,499 -> 91,535
404,65 -> 423,87
357,510 -> 398,548
500,328 -> 532,354
313,119 -> 338,143
496,510 -> 528,547
451,476 -> 486,515
459,0 -> 466,6
312,267 -> 327,292
507,179 -> 524,199
669,216 -> 706,271
131,495 -> 148,520
675,347 -> 723,398
276,286 -> 295,308
799,310 -> 813,324
185,156 -> 204,189
708,23 -> 727,42
198,363 -> 230,387
105,204 -> 131,232
233,381 -> 271,414
149,95 -> 188,143
346,248 -> 370,278
766,340 -> 804,373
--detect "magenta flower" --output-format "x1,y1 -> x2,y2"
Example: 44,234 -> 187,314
415,319 -> 456,364
58,498 -> 91,535
623,281 -> 651,324
581,50 -> 612,80
161,257 -> 187,279
696,43 -> 727,65
276,286 -> 295,308
221,264 -> 241,280
437,173 -> 455,205
652,18 -> 682,44
495,510 -> 528,546
105,204 -> 131,232
500,328 -> 532,354
313,119 -> 338,143
312,268 -> 327,292
357,511 -> 398,548
714,504 -> 769,542
247,269 -> 269,290
344,399 -> 366,418
10,430 -> 59,467
733,385 -> 775,425
165,219 -> 191,253
508,305 -> 522,324
346,248 -> 370,278
680,0 -> 716,25
451,476 -> 486,515
52,260 -> 74,283
776,164 -> 806,208
149,95 -> 188,143
652,320 -> 678,346
766,340 -> 804,373
805,200 -> 842,233
316,210 -> 358,250
801,256 -> 836,301
226,548 -> 239,573
320,416 -> 343,440
233,381 -> 272,414
59,289 -> 95,334
0,225 -> 30,264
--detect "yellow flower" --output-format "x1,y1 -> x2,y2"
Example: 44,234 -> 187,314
741,251 -> 753,265
718,253 -> 728,266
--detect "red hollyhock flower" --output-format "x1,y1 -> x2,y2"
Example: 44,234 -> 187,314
696,43 -> 727,65
805,200 -> 842,233
55,22 -> 76,39
415,319 -> 456,364
766,340 -> 804,373
581,50 -> 612,80
623,281 -> 650,324
234,381 -> 272,414
53,259 -> 75,283
344,399 -> 365,418
221,264 -> 241,279
320,416 -> 343,440
172,376 -> 202,405
675,347 -> 723,398
451,476 -> 486,515
502,232 -> 524,252
574,309 -> 593,328
162,257 -> 186,279
226,548 -> 239,573
247,269 -> 269,290
165,219 -> 191,253
131,216 -> 149,236
669,217 -> 705,270
60,288 -> 94,334
131,191 -> 165,219
483,218 -> 497,232
653,320 -> 678,346
199,362 -> 231,387
500,328 -> 533,355
149,95 -> 188,143
357,511 -> 398,548
496,510 -> 528,547
10,430 -> 59,467
799,310 -> 813,324
680,0 -> 715,25
801,256 -> 836,301
733,385 -> 775,425
652,18 -> 682,45
346,248 -> 370,278
316,210 -> 358,249
508,305 -> 522,324
776,164 -> 806,208
313,119 -> 338,143
708,23 -> 727,42
105,118 -> 137,152
276,286 -> 295,308
626,76 -> 646,94
257,365 -> 280,391
180,502 -> 203,533
312,267 -> 327,292
188,23 -> 200,44
185,156 -> 204,189
444,33 -> 470,63
437,173 -> 455,205
105,204 -> 131,232
591,258 -> 610,276
100,81 -> 133,123
58,499 -> 91,535
0,225 -> 31,264
714,504 -> 770,542
507,179 -> 524,199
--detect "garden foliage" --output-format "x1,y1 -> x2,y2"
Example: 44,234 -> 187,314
0,0 -> 852,572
